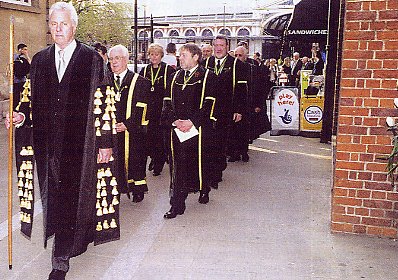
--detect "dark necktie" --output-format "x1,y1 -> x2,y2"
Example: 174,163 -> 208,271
115,75 -> 121,89
185,70 -> 190,79
216,59 -> 221,70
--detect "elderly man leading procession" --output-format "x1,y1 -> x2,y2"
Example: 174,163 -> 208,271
5,2 -> 274,279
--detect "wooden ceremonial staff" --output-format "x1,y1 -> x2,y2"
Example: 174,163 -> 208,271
8,15 -> 15,270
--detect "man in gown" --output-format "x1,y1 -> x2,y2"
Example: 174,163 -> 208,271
162,43 -> 217,218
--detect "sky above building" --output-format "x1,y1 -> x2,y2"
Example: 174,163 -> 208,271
127,0 -> 301,17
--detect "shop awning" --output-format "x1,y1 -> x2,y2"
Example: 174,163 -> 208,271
286,0 -> 329,41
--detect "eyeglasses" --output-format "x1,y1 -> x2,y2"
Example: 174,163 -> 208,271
109,56 -> 124,62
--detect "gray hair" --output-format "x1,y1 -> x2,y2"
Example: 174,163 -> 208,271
108,44 -> 129,58
49,2 -> 78,26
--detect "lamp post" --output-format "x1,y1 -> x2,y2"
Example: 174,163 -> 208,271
142,4 -> 147,64
223,3 -> 226,32
133,0 -> 138,72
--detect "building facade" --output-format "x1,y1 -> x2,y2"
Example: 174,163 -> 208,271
136,4 -> 295,60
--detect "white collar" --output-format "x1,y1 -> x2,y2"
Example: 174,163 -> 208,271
55,40 -> 77,62
186,64 -> 199,74
215,55 -> 227,64
114,68 -> 128,82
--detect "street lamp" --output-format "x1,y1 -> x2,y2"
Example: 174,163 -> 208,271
133,0 -> 138,72
142,4 -> 147,64
223,3 -> 226,32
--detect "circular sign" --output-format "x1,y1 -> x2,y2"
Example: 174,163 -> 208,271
304,106 -> 323,124
273,88 -> 299,127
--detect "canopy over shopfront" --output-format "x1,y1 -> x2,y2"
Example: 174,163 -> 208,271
286,0 -> 329,42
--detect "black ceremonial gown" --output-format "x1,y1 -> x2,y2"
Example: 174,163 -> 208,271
202,55 -> 248,181
30,41 -> 115,257
14,82 -> 35,237
111,71 -> 152,195
140,62 -> 175,173
162,66 -> 217,195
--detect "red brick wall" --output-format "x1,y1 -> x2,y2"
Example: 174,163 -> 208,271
332,0 -> 398,238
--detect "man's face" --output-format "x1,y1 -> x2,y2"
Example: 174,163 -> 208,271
213,39 -> 228,59
19,47 -> 28,56
201,46 -> 212,59
109,49 -> 128,74
149,50 -> 162,66
293,53 -> 300,61
179,49 -> 198,70
234,47 -> 246,62
49,9 -> 76,49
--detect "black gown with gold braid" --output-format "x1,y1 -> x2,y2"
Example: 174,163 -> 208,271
161,65 -> 217,210
14,79 -> 35,238
109,70 -> 152,198
140,62 -> 175,175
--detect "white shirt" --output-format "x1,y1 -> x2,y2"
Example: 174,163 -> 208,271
162,54 -> 177,67
114,68 -> 128,84
215,56 -> 227,67
55,39 -> 77,73
185,64 -> 199,76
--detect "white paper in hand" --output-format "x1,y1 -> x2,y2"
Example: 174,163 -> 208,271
174,126 -> 199,142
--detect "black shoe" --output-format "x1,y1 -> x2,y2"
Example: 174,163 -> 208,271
148,159 -> 154,171
48,269 -> 67,280
132,193 -> 144,203
211,182 -> 218,189
198,192 -> 209,204
242,153 -> 249,162
163,207 -> 185,219
228,155 -> 241,162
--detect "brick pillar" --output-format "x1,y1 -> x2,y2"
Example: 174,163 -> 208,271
332,0 -> 398,238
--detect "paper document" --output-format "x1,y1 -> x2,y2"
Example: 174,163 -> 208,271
174,126 -> 199,142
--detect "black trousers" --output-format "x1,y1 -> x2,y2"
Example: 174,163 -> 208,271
170,190 -> 188,212
51,229 -> 75,272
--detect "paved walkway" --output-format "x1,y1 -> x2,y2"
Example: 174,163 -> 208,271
1,122 -> 398,279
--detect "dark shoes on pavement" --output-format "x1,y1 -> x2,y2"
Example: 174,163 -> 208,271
48,269 -> 67,280
198,192 -> 209,204
132,192 -> 144,203
228,155 -> 241,162
229,154 -> 249,162
164,207 -> 185,219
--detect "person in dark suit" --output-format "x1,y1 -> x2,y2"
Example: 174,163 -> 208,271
234,46 -> 271,147
162,43 -> 217,218
109,44 -> 152,203
203,35 -> 248,188
7,3 -> 114,279
13,43 -> 31,109
302,56 -> 314,70
312,51 -> 325,75
290,52 -> 303,87
140,43 -> 175,177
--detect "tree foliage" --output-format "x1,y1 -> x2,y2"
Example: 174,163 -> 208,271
69,0 -> 134,48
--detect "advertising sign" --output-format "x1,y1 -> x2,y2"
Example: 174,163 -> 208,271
270,87 -> 300,135
300,96 -> 324,132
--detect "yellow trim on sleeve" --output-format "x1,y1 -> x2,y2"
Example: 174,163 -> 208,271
136,102 -> 149,126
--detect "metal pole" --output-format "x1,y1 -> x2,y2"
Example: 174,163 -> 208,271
320,0 -> 340,143
143,4 -> 147,64
150,14 -> 154,44
8,15 -> 15,270
223,4 -> 226,31
134,0 -> 138,73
